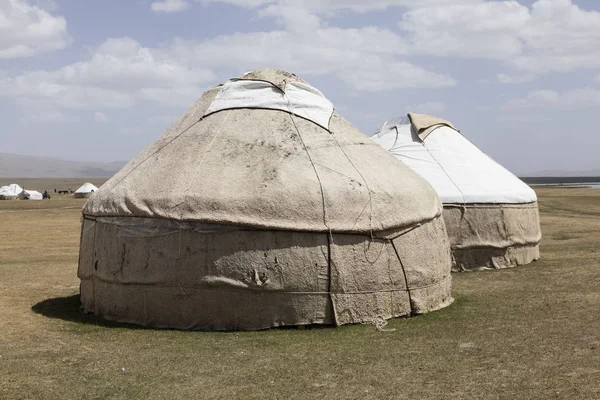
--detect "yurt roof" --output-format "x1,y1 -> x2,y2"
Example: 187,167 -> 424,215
8,184 -> 23,194
75,183 -> 99,193
371,113 -> 537,204
0,186 -> 16,196
84,69 -> 442,233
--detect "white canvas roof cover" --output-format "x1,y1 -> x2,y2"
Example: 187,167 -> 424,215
7,184 -> 23,194
0,186 -> 17,197
205,78 -> 334,129
371,114 -> 537,204
75,182 -> 99,193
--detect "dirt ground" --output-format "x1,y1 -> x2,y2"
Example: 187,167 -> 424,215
0,188 -> 598,399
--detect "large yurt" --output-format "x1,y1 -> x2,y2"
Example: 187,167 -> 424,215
74,182 -> 99,198
371,113 -> 541,272
78,69 -> 453,331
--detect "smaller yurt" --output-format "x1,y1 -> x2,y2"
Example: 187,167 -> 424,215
371,113 -> 541,271
0,186 -> 18,200
19,190 -> 43,200
74,183 -> 99,198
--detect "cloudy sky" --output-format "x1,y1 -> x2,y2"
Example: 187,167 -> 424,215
1,0 -> 600,174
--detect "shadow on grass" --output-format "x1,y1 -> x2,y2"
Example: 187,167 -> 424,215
31,295 -> 149,330
30,295 -> 335,332
31,294 -> 464,332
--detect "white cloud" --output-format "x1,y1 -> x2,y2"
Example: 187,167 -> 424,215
198,0 -> 270,8
497,73 -> 535,84
198,0 -> 481,13
198,0 -> 600,81
0,78 -> 136,109
28,110 -> 69,123
401,1 -> 529,60
0,37 -> 215,109
192,0 -> 600,80
149,114 -> 179,124
257,3 -> 321,32
401,0 -> 600,76
0,0 -> 70,59
94,111 -> 108,123
70,38 -> 214,90
407,101 -> 446,115
339,61 -> 454,91
168,26 -> 452,91
505,88 -> 600,109
513,0 -> 600,73
595,74 -> 600,84
1,3 -> 462,112
151,0 -> 190,13
169,26 -> 408,73
495,114 -> 552,124
32,0 -> 58,11
138,87 -> 208,107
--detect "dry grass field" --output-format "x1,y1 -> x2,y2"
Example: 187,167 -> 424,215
0,188 -> 598,399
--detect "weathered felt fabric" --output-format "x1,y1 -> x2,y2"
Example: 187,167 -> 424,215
79,215 -> 452,330
84,107 -> 442,233
78,69 -> 453,330
452,244 -> 540,272
443,202 -> 541,271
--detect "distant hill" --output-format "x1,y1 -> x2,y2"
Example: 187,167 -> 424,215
0,153 -> 125,178
520,169 -> 600,178
521,176 -> 600,185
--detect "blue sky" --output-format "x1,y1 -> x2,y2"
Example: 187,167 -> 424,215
1,0 -> 600,174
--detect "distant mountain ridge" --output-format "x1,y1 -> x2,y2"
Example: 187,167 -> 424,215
0,153 -> 125,178
520,169 -> 600,178
1,152 -> 597,179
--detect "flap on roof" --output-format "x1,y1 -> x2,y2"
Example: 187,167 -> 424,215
204,78 -> 334,129
239,69 -> 307,92
408,112 -> 457,141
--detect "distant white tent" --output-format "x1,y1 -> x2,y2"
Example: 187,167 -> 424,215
0,186 -> 18,200
7,184 -> 23,195
74,183 -> 99,198
19,190 -> 43,200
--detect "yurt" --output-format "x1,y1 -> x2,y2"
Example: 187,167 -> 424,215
371,113 -> 541,272
74,183 -> 99,198
0,186 -> 18,200
0,183 -> 24,199
78,69 -> 453,331
7,183 -> 23,195
19,190 -> 43,200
